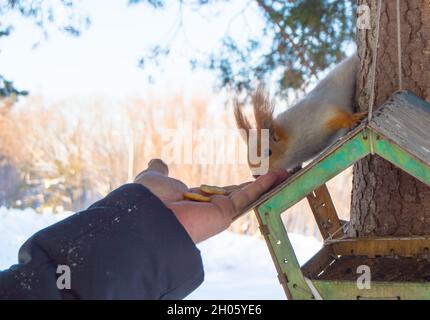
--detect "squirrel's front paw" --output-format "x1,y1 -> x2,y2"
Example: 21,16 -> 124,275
350,111 -> 367,126
325,109 -> 367,131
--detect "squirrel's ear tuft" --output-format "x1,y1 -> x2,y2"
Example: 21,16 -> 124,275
252,85 -> 274,130
273,121 -> 288,144
234,99 -> 251,140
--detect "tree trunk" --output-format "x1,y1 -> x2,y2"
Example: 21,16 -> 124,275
349,0 -> 430,236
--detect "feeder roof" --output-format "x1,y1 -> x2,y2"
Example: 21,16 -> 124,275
369,90 -> 430,166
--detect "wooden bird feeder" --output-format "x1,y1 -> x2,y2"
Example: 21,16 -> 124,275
245,90 -> 430,300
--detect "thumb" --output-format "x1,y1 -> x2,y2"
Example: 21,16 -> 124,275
134,159 -> 169,183
146,159 -> 169,176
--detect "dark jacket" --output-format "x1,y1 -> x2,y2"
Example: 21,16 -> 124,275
0,183 -> 204,299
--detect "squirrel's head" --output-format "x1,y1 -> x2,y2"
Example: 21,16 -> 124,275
234,87 -> 289,177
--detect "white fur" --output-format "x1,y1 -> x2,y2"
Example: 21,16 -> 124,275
273,53 -> 358,170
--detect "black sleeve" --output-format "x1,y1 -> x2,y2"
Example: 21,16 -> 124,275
0,183 -> 204,299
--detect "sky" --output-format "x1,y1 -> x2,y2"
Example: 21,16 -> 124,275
0,0 -> 264,103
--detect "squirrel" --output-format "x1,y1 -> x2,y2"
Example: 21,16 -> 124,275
234,53 -> 366,177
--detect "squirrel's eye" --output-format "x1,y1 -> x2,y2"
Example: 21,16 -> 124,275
264,149 -> 272,157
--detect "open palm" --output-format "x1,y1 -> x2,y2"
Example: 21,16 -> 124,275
135,159 -> 288,243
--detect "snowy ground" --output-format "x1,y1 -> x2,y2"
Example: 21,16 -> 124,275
0,207 -> 321,299
0,207 -> 73,270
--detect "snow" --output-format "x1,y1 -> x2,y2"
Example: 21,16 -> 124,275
188,231 -> 321,300
0,207 -> 73,270
0,207 -> 321,299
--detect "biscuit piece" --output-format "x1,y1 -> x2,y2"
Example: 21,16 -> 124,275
200,184 -> 227,195
183,192 -> 211,202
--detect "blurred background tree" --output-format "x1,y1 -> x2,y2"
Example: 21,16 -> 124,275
0,0 -> 90,208
0,0 -> 355,236
136,0 -> 355,97
0,0 -> 90,100
1,0 -> 355,98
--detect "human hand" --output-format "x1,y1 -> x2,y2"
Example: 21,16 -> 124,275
134,159 -> 288,243
134,159 -> 188,202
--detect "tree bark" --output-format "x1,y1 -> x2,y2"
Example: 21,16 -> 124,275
349,0 -> 430,236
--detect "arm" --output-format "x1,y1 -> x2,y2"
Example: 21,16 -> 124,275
0,159 -> 287,300
0,184 -> 203,299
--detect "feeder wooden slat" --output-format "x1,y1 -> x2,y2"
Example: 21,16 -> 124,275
306,184 -> 343,240
326,237 -> 430,258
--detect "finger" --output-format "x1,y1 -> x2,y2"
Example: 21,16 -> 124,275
222,181 -> 253,193
189,182 -> 253,196
210,195 -> 235,220
146,159 -> 169,176
224,181 -> 253,195
231,169 -> 288,213
272,168 -> 289,185
133,159 -> 169,182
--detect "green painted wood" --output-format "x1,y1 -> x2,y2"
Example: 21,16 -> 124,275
373,132 -> 430,186
258,130 -> 370,216
312,280 -> 430,300
257,129 -> 371,300
259,212 -> 315,300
